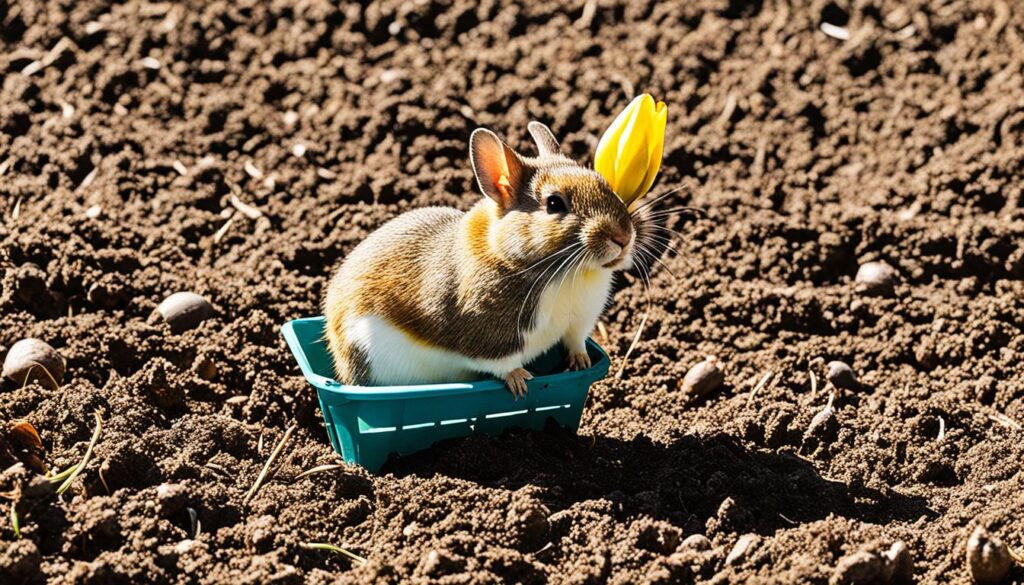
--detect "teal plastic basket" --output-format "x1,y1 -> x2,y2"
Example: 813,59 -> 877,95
281,316 -> 610,472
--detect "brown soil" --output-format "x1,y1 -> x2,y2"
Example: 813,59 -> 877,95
2,0 -> 1024,583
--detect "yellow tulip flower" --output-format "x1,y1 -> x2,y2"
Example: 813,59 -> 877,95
594,94 -> 667,209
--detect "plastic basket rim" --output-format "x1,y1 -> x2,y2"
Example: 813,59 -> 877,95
281,316 -> 610,400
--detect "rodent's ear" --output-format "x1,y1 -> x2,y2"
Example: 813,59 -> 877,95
527,121 -> 561,157
469,128 -> 526,210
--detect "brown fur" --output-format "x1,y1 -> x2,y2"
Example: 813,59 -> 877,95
323,124 -> 641,386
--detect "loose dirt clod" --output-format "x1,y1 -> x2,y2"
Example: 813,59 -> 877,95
2,338 -> 65,389
156,292 -> 214,333
855,261 -> 898,296
680,356 -> 725,399
827,361 -> 858,390
967,526 -> 1012,584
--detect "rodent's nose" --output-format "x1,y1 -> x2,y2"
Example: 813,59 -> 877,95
610,229 -> 631,250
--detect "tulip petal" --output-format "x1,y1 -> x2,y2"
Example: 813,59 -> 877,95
612,95 -> 656,203
595,95 -> 645,188
615,94 -> 654,163
636,101 -> 667,200
616,130 -> 650,205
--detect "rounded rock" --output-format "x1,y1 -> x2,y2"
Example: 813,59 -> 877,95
680,534 -> 711,552
883,540 -> 914,582
681,356 -> 725,399
194,355 -> 218,381
157,292 -> 213,333
725,533 -> 758,566
827,360 -> 858,390
855,261 -> 898,296
2,338 -> 65,388
967,526 -> 1012,585
831,550 -> 884,585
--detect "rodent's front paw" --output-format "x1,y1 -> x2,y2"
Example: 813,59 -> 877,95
504,368 -> 533,399
566,351 -> 592,371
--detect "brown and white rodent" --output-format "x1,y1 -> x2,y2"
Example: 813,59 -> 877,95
323,121 -> 659,396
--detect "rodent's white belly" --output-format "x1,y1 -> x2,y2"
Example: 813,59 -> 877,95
522,267 -> 612,359
345,268 -> 612,384
346,315 -> 489,385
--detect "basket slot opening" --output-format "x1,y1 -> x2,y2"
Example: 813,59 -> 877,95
402,422 -> 437,430
440,418 -> 473,426
534,404 -> 571,412
361,426 -> 397,434
484,409 -> 530,419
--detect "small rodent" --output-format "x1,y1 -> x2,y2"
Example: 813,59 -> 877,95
324,121 -> 657,396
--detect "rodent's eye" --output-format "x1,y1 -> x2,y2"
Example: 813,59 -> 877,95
545,192 -> 568,214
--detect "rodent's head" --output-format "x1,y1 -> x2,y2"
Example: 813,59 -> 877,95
469,122 -> 635,272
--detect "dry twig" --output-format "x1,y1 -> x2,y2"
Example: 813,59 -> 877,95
615,308 -> 649,379
244,424 -> 296,505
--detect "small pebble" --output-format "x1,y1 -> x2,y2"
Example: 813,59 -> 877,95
967,526 -> 1012,584
680,534 -> 711,552
155,482 -> 187,517
291,143 -> 306,157
194,356 -> 218,381
380,68 -> 404,84
827,360 -> 858,390
8,421 -> 45,473
820,22 -> 851,40
2,338 -> 65,388
883,540 -> 914,582
680,356 -> 724,399
725,533 -> 758,566
157,292 -> 214,333
85,205 -> 102,219
855,261 -> 898,296
831,550 -> 884,585
804,396 -> 838,447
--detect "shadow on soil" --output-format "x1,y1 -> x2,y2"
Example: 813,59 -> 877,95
386,424 -> 932,536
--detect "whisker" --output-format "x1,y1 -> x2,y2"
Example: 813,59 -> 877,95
639,233 -> 683,257
635,252 -> 654,302
552,248 -> 587,306
629,184 -> 690,217
643,248 -> 679,280
515,248 -> 571,336
496,243 -> 577,283
642,206 -> 708,220
635,244 -> 678,280
517,244 -> 583,337
644,223 -> 691,241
